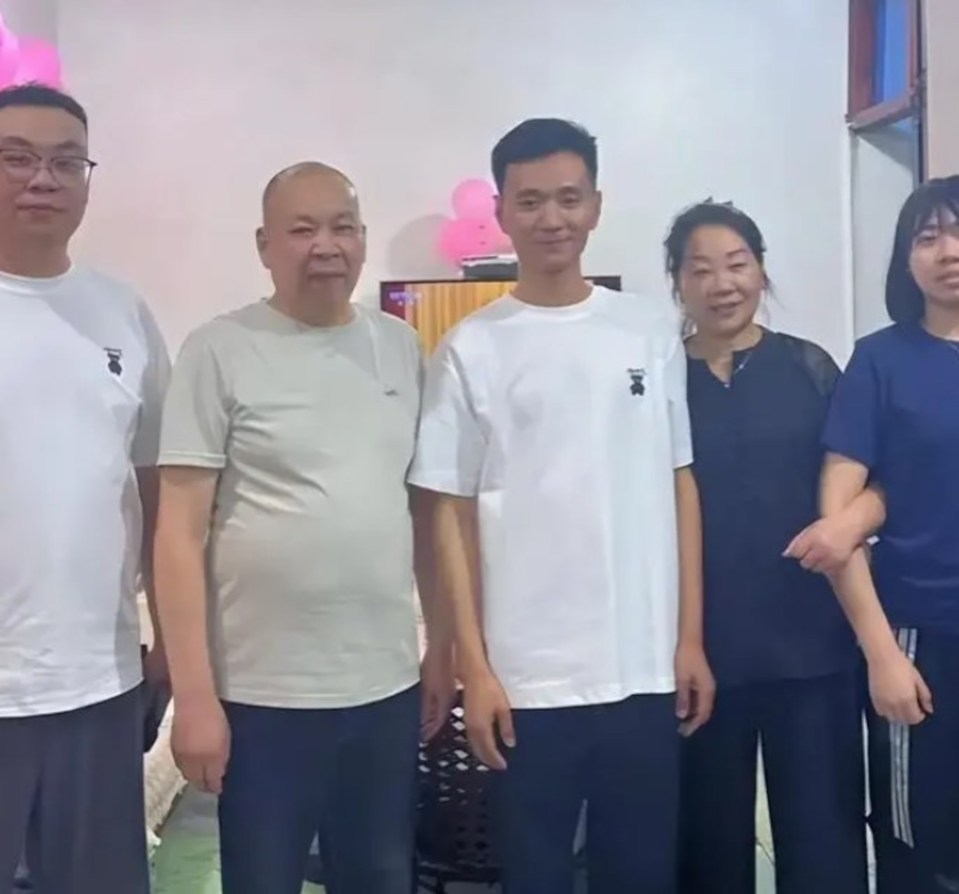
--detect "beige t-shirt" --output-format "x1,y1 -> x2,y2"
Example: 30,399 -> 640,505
159,301 -> 421,709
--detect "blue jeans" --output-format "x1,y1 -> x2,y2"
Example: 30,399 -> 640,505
218,685 -> 419,894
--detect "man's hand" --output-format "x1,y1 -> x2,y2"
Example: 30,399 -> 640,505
172,695 -> 231,794
463,670 -> 515,770
869,646 -> 933,726
675,641 -> 716,737
784,514 -> 861,574
420,645 -> 457,742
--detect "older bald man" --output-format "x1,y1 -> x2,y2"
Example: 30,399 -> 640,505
152,163 -> 453,894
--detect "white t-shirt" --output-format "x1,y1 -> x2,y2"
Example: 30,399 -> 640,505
408,287 -> 692,709
0,265 -> 170,717
159,302 -> 422,709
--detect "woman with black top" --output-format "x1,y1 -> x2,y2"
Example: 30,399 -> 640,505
669,201 -> 877,894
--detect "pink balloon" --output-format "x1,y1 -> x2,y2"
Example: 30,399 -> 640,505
14,38 -> 62,88
0,23 -> 20,88
438,216 -> 514,266
451,179 -> 496,221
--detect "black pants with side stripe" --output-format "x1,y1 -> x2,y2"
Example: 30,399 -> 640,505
870,629 -> 959,894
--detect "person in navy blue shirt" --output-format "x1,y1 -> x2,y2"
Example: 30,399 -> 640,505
821,176 -> 959,894
668,201 -> 880,894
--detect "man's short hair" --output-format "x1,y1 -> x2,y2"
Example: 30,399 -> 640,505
0,84 -> 88,130
491,118 -> 598,192
261,161 -> 356,216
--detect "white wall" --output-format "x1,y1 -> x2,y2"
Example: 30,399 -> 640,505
59,0 -> 852,357
850,126 -> 917,338
923,0 -> 959,179
0,0 -> 57,43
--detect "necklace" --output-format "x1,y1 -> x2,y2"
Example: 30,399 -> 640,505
715,349 -> 754,389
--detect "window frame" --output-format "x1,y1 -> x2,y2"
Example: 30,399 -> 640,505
848,0 -> 922,131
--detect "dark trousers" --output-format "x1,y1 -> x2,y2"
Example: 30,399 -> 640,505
869,629 -> 959,894
0,688 -> 149,894
680,671 -> 868,894
494,693 -> 679,894
218,684 -> 420,894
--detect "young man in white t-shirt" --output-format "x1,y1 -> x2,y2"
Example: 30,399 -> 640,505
153,163 -> 454,894
0,85 -> 170,894
409,118 -> 715,893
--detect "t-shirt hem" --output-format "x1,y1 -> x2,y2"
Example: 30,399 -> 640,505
407,470 -> 477,497
504,676 -> 676,710
821,441 -> 873,470
713,656 -> 861,689
158,450 -> 227,469
0,676 -> 143,719
218,672 -> 420,710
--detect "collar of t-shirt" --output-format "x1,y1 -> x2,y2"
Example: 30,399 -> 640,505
0,264 -> 76,297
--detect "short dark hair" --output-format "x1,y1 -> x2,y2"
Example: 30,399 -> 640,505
885,175 -> 959,324
491,118 -> 597,192
0,83 -> 88,130
663,199 -> 769,299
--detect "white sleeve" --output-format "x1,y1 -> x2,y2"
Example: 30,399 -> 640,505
131,302 -> 172,468
665,334 -> 693,469
408,340 -> 486,497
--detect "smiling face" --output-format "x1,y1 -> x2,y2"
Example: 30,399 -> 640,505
0,104 -> 91,250
909,206 -> 959,312
495,150 -> 601,276
677,224 -> 766,338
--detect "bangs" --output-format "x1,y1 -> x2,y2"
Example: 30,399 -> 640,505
903,176 -> 959,242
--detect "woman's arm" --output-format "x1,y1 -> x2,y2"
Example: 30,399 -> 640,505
784,483 -> 886,573
820,454 -> 931,725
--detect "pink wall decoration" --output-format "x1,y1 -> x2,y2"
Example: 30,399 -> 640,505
437,178 -> 513,267
0,14 -> 62,90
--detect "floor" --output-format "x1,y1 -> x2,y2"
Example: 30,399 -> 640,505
152,780 -> 778,893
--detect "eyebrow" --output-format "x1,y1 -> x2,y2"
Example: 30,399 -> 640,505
0,136 -> 88,153
688,248 -> 749,263
290,211 -> 358,225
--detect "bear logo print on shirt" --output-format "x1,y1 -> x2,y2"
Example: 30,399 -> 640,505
627,368 -> 646,396
105,348 -> 123,376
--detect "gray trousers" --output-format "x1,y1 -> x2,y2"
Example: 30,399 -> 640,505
0,687 -> 149,894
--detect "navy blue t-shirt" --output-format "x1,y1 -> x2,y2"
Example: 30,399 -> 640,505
823,323 -> 959,631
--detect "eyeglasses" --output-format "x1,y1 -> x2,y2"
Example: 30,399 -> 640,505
0,148 -> 97,186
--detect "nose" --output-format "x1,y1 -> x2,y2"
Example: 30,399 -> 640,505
710,273 -> 737,296
939,233 -> 959,263
538,199 -> 564,230
309,228 -> 338,255
26,162 -> 59,191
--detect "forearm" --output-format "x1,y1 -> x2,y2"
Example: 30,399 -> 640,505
826,551 -> 899,662
435,495 -> 489,683
675,467 -> 704,646
820,459 -> 896,660
834,485 -> 886,542
154,534 -> 217,701
411,488 -> 453,650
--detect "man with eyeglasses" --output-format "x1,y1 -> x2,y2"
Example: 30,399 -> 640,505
0,84 -> 169,893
